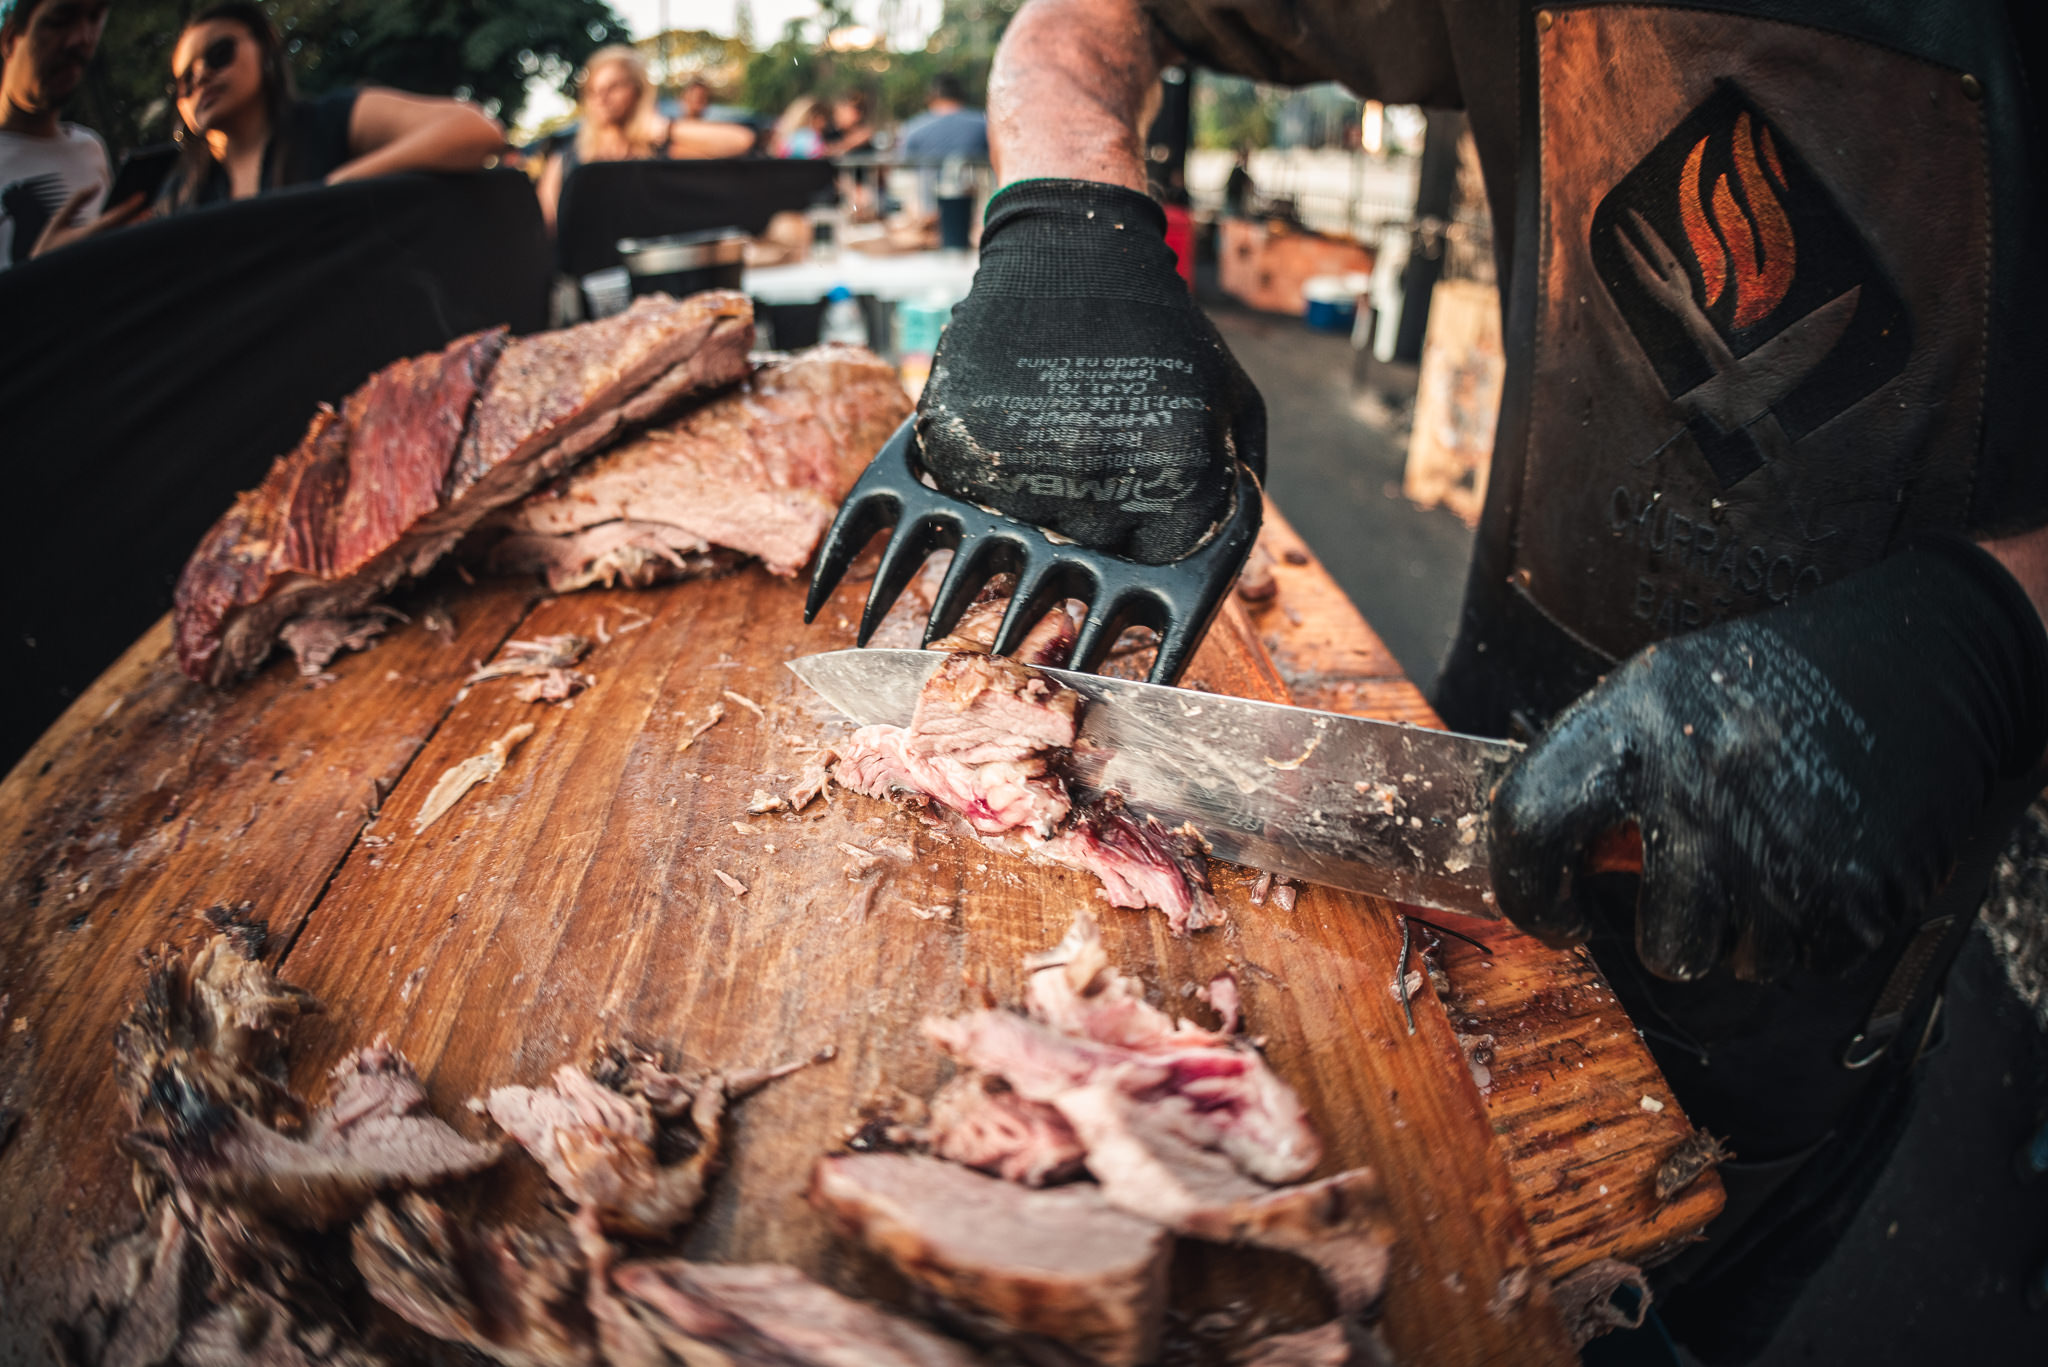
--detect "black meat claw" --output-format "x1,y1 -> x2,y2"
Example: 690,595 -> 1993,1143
805,418 -> 1262,686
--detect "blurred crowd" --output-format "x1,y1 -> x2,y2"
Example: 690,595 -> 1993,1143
0,0 -> 989,270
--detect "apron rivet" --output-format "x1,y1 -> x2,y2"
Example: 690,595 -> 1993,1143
1961,73 -> 1983,99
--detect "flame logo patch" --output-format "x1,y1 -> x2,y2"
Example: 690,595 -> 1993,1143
1591,83 -> 1910,487
1680,112 -> 1793,328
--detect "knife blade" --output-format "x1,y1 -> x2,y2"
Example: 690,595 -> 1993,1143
786,648 -> 1523,920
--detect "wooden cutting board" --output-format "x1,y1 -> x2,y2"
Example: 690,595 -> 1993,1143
0,510 -> 1716,1365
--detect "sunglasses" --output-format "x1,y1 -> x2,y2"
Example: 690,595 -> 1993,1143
171,34 -> 237,98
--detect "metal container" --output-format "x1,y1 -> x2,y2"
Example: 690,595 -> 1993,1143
617,229 -> 747,299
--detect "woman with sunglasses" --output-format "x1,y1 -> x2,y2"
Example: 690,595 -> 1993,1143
161,2 -> 504,210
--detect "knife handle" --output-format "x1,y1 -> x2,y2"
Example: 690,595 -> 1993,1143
1587,824 -> 1645,876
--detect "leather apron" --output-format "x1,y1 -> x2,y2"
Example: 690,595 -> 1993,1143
1426,4 -> 2042,1353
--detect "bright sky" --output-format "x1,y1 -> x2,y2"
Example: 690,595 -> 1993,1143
613,1 -> 938,47
518,0 -> 941,134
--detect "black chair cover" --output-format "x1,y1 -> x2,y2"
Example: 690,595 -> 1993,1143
554,157 -> 836,279
0,168 -> 550,768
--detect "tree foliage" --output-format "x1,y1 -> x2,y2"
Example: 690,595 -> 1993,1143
68,0 -> 626,159
1193,75 -> 1275,152
737,0 -> 1022,127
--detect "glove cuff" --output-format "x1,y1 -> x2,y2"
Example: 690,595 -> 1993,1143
1903,533 -> 2048,777
974,179 -> 1184,307
984,178 -> 1169,239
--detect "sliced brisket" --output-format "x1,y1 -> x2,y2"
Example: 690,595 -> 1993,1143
175,292 -> 754,685
916,913 -> 1393,1319
1054,1083 -> 1392,1316
811,1152 -> 1171,1367
491,343 -> 911,589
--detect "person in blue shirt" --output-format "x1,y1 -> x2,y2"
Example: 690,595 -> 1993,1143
897,73 -> 988,165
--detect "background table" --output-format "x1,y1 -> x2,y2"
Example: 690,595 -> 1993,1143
0,505 -> 1719,1365
742,248 -> 978,305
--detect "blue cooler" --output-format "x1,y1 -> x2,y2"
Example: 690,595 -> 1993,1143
1302,274 -> 1360,332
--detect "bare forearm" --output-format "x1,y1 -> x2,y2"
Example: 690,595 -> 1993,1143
1981,524 -> 2048,764
331,100 -> 503,185
1983,523 -> 2048,633
988,0 -> 1168,192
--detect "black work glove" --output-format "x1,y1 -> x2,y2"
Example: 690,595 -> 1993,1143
1491,538 -> 2048,982
918,179 -> 1265,564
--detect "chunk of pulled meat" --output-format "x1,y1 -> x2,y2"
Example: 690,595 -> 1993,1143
122,1035 -> 501,1229
50,1202 -> 193,1367
835,652 -> 1077,838
924,912 -> 1318,1186
811,1152 -> 1171,1367
828,646 -> 1219,931
1030,796 -> 1221,934
585,1244 -> 979,1367
115,938 -> 496,1229
1240,1320 -> 1393,1367
353,1194 -> 596,1367
486,1050 -> 727,1240
925,1073 -> 1085,1188
175,1289 -> 388,1367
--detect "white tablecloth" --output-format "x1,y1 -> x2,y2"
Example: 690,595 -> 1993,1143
741,250 -> 978,305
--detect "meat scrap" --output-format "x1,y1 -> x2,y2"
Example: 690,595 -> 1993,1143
175,1288 -> 388,1367
514,670 -> 592,704
1655,1128 -> 1732,1201
828,646 -> 1220,933
279,607 -> 404,677
1549,1257 -> 1651,1348
469,634 -> 591,682
812,1152 -> 1172,1367
413,722 -> 536,832
470,635 -> 596,705
175,291 -> 754,686
489,344 -> 912,591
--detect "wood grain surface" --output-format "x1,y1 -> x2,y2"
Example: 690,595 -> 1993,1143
0,515 -> 1717,1365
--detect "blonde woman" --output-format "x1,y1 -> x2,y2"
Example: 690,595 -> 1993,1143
538,45 -> 669,227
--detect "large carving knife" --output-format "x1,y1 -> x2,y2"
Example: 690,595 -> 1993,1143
789,647 -> 1542,920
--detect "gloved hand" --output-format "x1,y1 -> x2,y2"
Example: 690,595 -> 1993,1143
917,179 -> 1265,564
1490,538 -> 2048,982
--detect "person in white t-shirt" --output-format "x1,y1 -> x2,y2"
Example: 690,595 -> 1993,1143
0,0 -> 143,268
